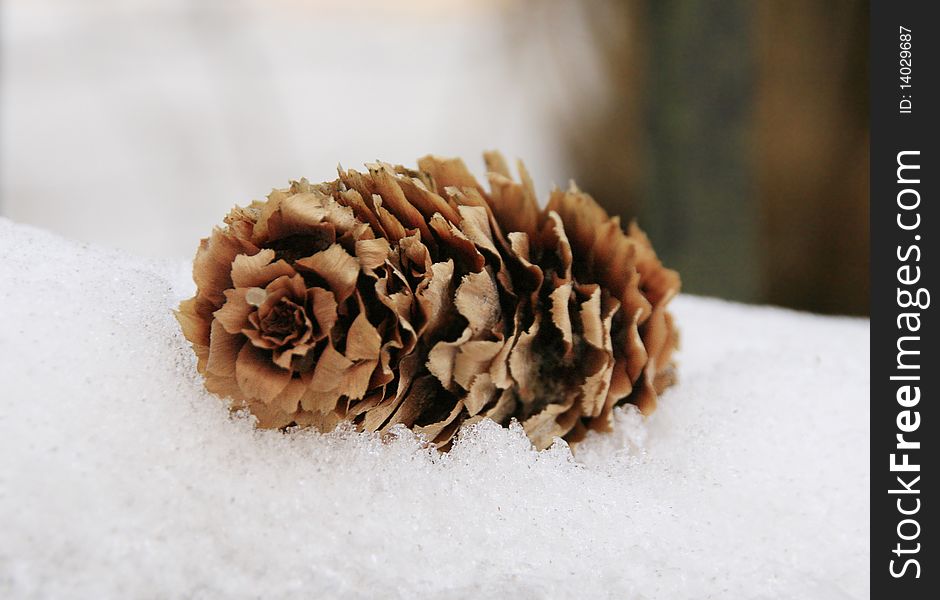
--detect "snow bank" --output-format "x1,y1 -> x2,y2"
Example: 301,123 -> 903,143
0,218 -> 869,599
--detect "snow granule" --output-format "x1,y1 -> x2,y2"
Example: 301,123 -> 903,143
0,218 -> 869,599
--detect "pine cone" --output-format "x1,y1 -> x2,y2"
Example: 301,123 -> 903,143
177,153 -> 680,450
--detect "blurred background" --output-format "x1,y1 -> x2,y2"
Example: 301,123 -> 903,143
0,0 -> 869,315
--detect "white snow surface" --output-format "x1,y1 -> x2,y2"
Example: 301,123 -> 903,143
0,217 -> 869,599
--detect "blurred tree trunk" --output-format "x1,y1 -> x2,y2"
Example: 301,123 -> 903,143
642,0 -> 759,303
557,0 -> 648,224
561,0 -> 760,303
558,0 -> 869,315
756,0 -> 869,315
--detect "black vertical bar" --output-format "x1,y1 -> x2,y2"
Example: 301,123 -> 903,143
871,0 -> 937,596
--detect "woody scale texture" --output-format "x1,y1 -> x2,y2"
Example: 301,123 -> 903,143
177,153 -> 680,450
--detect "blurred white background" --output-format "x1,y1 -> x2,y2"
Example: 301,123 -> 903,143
2,0 -> 870,314
1,0 -> 570,260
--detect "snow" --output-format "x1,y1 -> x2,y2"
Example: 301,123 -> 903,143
0,217 -> 869,599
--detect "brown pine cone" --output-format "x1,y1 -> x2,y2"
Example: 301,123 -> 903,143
177,153 -> 680,450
